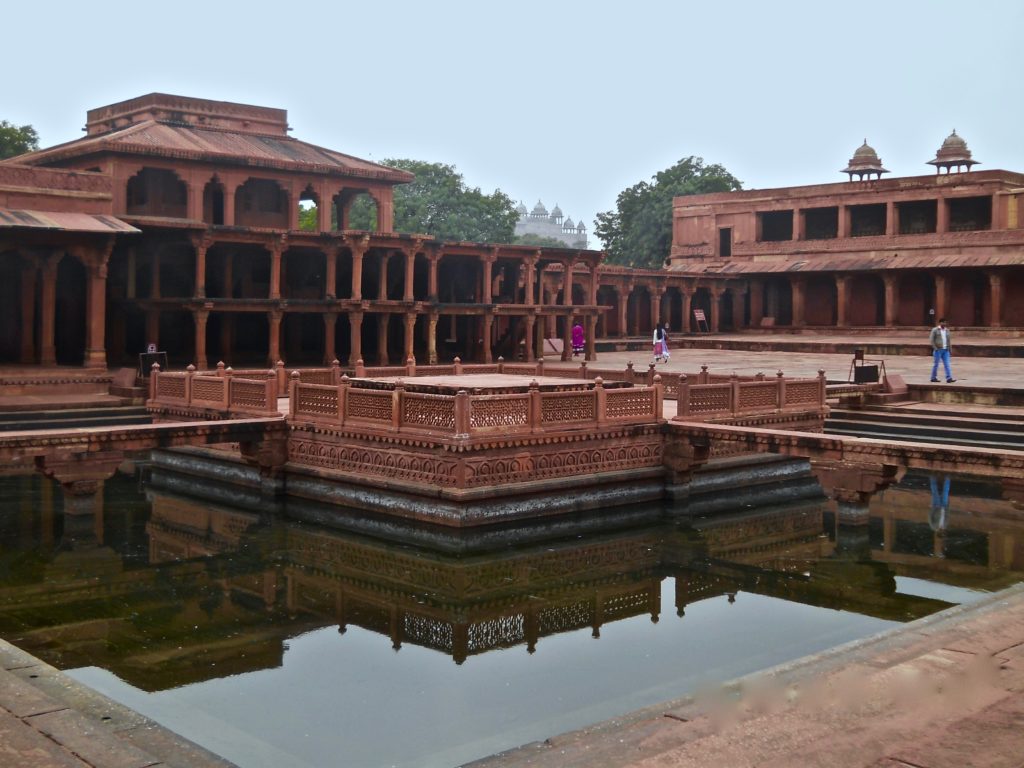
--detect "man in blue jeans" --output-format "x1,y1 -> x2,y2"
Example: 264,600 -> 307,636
929,317 -> 956,383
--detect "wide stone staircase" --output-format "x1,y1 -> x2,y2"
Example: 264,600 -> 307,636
0,404 -> 152,433
824,405 -> 1024,450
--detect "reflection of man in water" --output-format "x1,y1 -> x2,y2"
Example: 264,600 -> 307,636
929,475 -> 950,532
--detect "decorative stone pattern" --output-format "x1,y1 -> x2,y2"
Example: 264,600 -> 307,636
401,393 -> 456,431
190,377 -> 225,405
738,382 -> 777,410
230,379 -> 272,411
470,396 -> 529,430
541,392 -> 595,424
346,389 -> 393,423
295,385 -> 338,417
288,437 -> 462,487
605,388 -> 656,419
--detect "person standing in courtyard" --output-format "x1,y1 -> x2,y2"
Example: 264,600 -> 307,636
929,317 -> 956,383
571,322 -> 585,357
653,323 -> 667,363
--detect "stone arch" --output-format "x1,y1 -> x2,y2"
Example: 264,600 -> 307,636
202,176 -> 227,225
337,189 -> 379,231
297,184 -> 321,232
235,177 -> 289,229
126,167 -> 187,218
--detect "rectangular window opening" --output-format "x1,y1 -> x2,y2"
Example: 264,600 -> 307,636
948,196 -> 992,232
849,203 -> 886,237
897,200 -> 937,235
757,210 -> 793,242
804,207 -> 838,240
719,227 -> 732,257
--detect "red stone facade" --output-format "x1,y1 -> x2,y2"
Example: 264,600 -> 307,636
669,169 -> 1024,331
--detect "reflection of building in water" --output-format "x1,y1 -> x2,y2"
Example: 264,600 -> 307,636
2,469 -> 1024,687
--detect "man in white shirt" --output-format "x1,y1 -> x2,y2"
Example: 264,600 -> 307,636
929,318 -> 955,383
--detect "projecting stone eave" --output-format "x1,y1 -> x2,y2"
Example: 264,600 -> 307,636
672,169 -> 1024,211
8,121 -> 415,184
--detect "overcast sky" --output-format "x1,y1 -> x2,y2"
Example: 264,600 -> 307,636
4,0 -> 1021,247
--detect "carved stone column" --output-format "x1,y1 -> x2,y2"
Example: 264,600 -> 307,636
404,247 -> 417,302
192,234 -> 209,298
524,314 -> 536,362
482,312 -> 493,363
988,272 -> 1004,327
350,237 -> 367,301
349,310 -> 363,366
84,244 -> 112,369
378,251 -> 391,301
404,312 -> 416,362
933,273 -> 948,320
709,285 -> 725,333
428,252 -> 440,301
481,253 -> 495,305
377,313 -> 389,365
194,309 -> 209,370
790,278 -> 806,327
269,239 -> 283,300
324,244 -> 338,300
525,254 -> 538,306
323,312 -> 337,364
680,287 -> 693,333
427,312 -> 438,364
883,274 -> 898,327
40,253 -> 59,365
268,310 -> 282,366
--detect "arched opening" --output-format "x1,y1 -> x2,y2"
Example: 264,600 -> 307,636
235,178 -> 289,229
55,255 -> 87,365
297,185 -> 319,232
848,275 -> 885,325
340,190 -> 379,231
761,278 -> 792,326
597,285 -> 619,337
0,252 -> 31,363
203,178 -> 226,225
126,168 -> 188,218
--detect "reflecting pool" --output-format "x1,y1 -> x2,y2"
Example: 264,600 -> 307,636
0,465 -> 1020,768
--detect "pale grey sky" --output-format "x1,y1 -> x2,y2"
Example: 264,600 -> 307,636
4,0 -> 1021,247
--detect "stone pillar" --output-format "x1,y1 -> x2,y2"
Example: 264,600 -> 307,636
535,313 -> 545,360
323,312 -> 337,364
747,280 -> 763,328
835,275 -> 848,327
428,252 -> 440,301
222,179 -> 236,226
319,186 -> 334,232
377,314 -> 389,365
325,244 -> 338,300
40,255 -> 58,366
378,251 -> 391,301
936,197 -> 948,233
709,286 -> 724,332
617,287 -> 629,338
482,313 -> 493,363
988,272 -> 1004,327
934,273 -> 948,320
349,310 -> 363,366
20,264 -> 35,363
524,314 -> 536,362
350,241 -> 366,301
193,236 -> 208,298
589,265 -> 599,306
561,314 -> 572,361
482,255 -> 494,305
793,208 -> 803,241
268,310 -> 282,366
680,287 -> 693,333
585,315 -> 597,361
404,312 -> 416,362
886,200 -> 897,236
404,249 -> 416,302
269,240 -> 282,300
651,290 -> 663,329
883,274 -> 898,327
837,205 -> 848,239
791,278 -> 806,327
84,259 -> 109,369
525,255 -> 538,306
427,312 -> 438,364
562,260 -> 574,306
194,309 -> 209,370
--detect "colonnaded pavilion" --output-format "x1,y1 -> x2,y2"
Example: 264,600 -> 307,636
1,94 -> 1022,377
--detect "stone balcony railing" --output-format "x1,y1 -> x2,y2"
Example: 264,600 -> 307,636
148,364 -> 280,416
289,374 -> 663,438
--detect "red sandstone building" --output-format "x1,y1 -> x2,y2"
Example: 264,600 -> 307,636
2,98 -> 1022,379
668,136 -> 1024,332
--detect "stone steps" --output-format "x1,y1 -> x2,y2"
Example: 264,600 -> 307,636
0,406 -> 152,433
824,407 -> 1024,449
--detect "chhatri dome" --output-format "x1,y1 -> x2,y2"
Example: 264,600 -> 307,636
515,201 -> 528,215
842,140 -> 889,181
531,200 -> 548,217
927,129 -> 979,174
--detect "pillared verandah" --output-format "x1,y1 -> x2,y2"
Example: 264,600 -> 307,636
1,96 -> 1023,375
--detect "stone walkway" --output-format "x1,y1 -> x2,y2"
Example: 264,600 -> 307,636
0,640 -> 235,768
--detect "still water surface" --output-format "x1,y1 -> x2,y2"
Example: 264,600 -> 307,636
0,468 -> 1019,768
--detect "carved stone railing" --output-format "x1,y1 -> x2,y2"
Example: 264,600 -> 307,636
289,374 -> 663,438
148,364 -> 280,416
675,370 -> 827,421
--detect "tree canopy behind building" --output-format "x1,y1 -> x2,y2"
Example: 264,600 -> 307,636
595,157 -> 742,268
0,121 -> 40,160
349,159 -> 519,243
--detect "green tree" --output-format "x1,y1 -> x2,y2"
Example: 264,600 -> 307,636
349,159 -> 519,243
595,156 -> 742,267
0,121 -> 40,160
